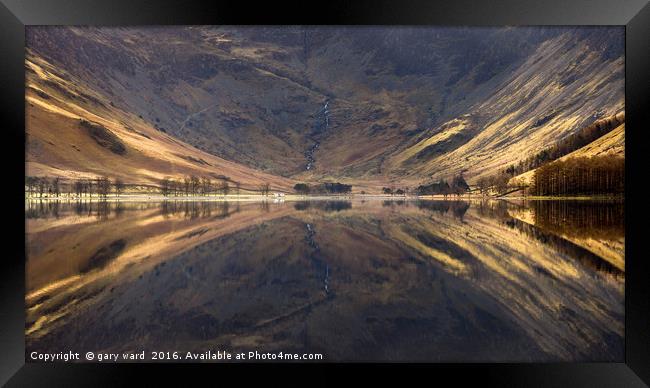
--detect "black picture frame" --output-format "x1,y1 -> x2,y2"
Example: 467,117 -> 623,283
1,0 -> 648,386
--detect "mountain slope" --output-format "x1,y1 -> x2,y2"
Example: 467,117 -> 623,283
388,31 -> 624,183
25,26 -> 624,188
510,123 -> 625,187
26,54 -> 296,192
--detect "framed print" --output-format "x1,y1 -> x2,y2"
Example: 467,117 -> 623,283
1,0 -> 649,386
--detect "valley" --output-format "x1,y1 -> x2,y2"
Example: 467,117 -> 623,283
25,26 -> 624,195
23,26 -> 627,363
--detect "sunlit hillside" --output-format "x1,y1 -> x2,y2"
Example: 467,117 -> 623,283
26,54 -> 296,192
510,122 -> 625,187
25,27 -> 624,191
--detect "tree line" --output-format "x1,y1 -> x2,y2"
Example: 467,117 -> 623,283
475,173 -> 511,196
474,111 -> 625,197
416,175 -> 470,196
160,176 -> 242,197
26,175 -> 262,198
294,182 -> 352,195
475,154 -> 624,197
26,176 -> 124,198
529,155 -> 624,196
382,187 -> 406,195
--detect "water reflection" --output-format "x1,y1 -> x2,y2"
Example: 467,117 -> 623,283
160,201 -> 233,220
294,200 -> 352,212
416,200 -> 470,219
505,199 -> 625,271
25,199 -> 624,362
506,199 -> 624,239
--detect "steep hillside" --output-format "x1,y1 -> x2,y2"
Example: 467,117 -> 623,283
389,31 -> 624,183
26,54 -> 296,192
510,122 -> 625,187
25,26 -> 624,188
561,123 -> 625,158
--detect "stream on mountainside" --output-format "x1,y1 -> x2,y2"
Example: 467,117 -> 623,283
305,100 -> 330,170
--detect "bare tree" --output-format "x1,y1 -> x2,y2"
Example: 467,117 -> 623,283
74,180 -> 83,198
183,176 -> 190,196
476,177 -> 488,196
96,177 -> 111,198
173,180 -> 181,197
190,175 -> 200,196
214,179 -> 226,196
493,173 -> 509,195
25,177 -> 36,197
52,178 -> 60,197
259,183 -> 270,196
201,177 -> 212,196
37,178 -> 46,198
222,181 -> 230,196
450,174 -> 470,196
167,180 -> 173,197
85,179 -> 93,197
160,178 -> 171,197
114,178 -> 125,197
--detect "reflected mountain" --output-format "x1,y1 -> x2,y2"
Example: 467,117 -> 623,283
25,199 -> 624,362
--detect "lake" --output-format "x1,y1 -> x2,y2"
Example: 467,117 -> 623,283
25,199 -> 624,362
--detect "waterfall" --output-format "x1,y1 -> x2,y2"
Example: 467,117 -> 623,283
305,100 -> 330,170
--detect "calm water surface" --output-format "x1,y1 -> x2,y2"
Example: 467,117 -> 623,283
25,199 -> 624,362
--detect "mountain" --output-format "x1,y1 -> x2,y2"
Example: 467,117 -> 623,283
25,49 -> 296,192
25,26 -> 624,190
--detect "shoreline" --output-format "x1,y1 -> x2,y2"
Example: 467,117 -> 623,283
24,194 -> 624,202
497,195 -> 624,201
